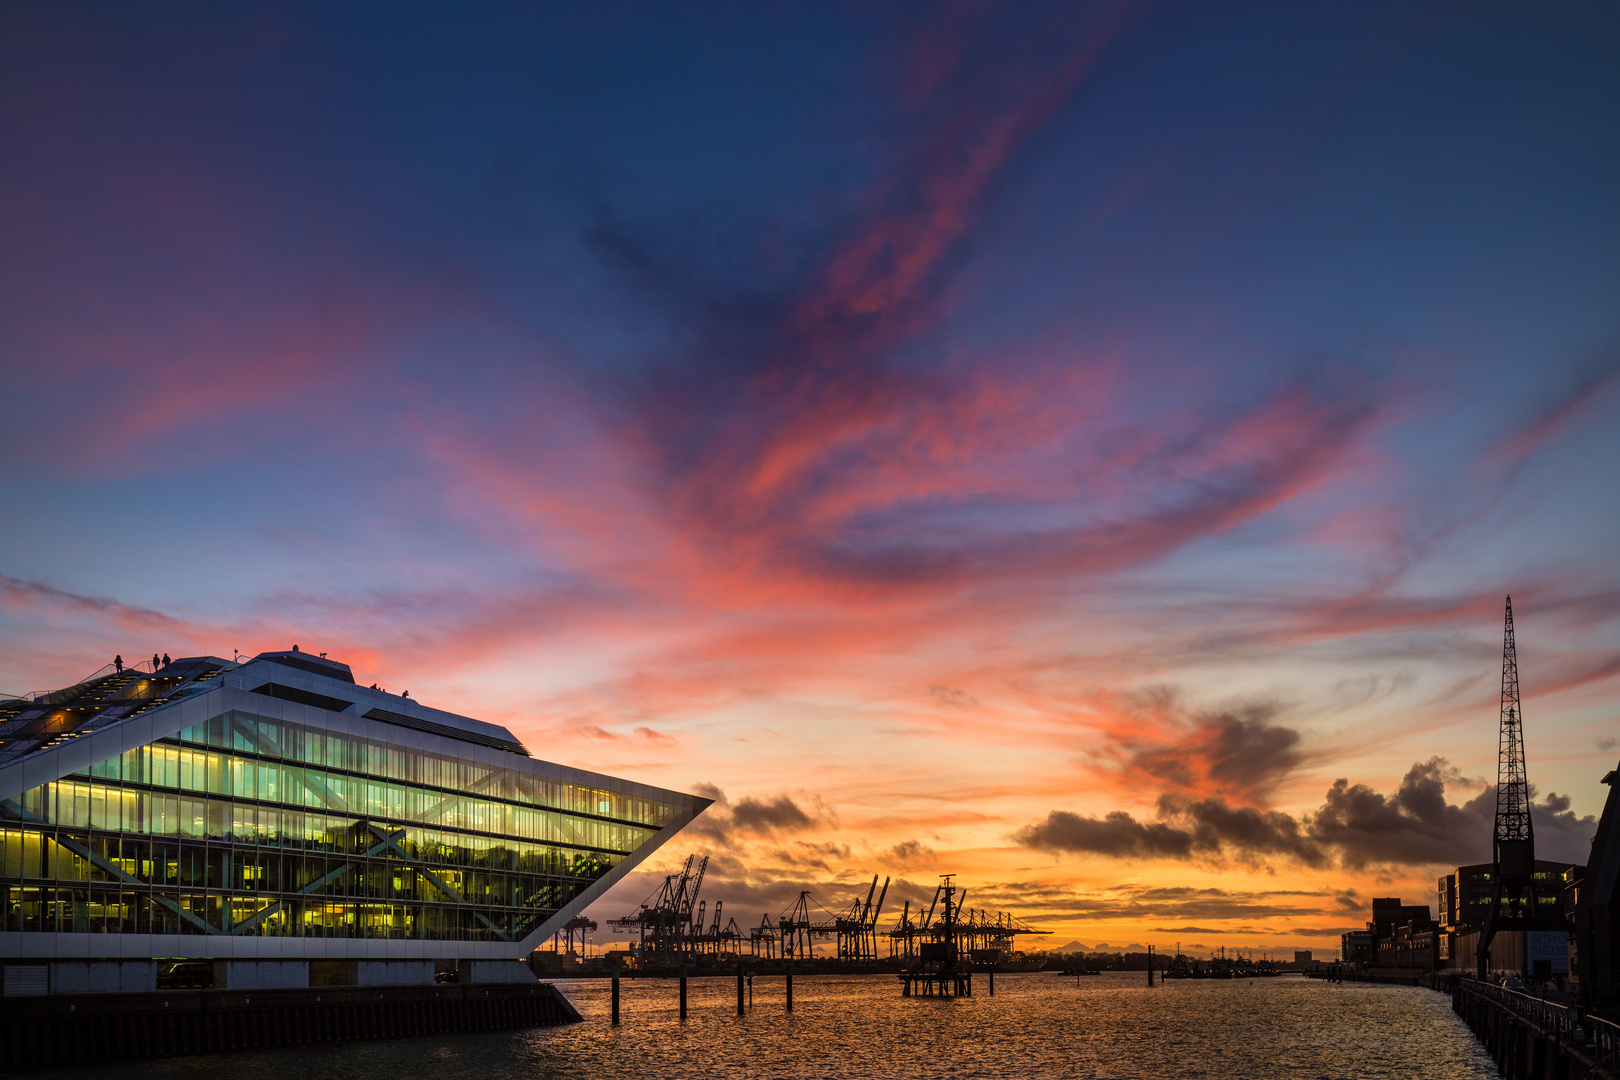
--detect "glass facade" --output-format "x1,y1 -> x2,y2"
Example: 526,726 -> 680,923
1455,863 -> 1568,926
0,709 -> 685,942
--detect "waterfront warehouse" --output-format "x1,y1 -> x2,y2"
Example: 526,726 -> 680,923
0,651 -> 709,994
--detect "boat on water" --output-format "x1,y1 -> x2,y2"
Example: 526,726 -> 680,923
995,952 -> 1049,972
1160,948 -> 1282,980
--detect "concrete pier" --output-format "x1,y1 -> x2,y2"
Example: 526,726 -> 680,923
1453,978 -> 1619,1079
0,981 -> 581,1072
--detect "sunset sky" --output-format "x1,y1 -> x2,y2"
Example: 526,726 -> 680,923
2,3 -> 1618,956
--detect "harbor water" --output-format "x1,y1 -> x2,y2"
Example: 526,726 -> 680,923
22,972 -> 1498,1079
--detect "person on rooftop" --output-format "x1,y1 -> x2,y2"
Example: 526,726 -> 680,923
113,655 -> 122,673
152,654 -> 160,671
162,653 -> 171,669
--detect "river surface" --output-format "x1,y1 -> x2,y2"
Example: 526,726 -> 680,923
29,972 -> 1498,1079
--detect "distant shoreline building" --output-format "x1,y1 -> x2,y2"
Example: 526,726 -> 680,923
1363,897 -> 1440,972
1341,860 -> 1587,979
1340,928 -> 1373,964
0,651 -> 708,995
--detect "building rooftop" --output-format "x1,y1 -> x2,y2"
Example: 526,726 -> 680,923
0,648 -> 529,764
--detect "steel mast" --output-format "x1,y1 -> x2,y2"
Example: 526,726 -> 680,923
1477,595 -> 1543,977
1495,596 -> 1534,864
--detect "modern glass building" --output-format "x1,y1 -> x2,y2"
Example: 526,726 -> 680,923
0,650 -> 708,994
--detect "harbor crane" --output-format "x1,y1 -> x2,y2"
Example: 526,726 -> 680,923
834,875 -> 890,962
607,853 -> 708,963
607,855 -> 1046,970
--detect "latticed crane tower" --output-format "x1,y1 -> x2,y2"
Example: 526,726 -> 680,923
1477,596 -> 1549,977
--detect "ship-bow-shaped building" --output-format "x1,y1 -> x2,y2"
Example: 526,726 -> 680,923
0,650 -> 708,993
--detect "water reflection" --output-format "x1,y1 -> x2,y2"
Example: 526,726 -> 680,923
26,972 -> 1499,1080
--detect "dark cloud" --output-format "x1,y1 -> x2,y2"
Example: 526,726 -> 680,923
884,839 -> 937,867
1310,758 -> 1478,868
1162,793 -> 1322,864
1013,810 -> 1197,859
732,795 -> 817,834
686,784 -> 829,849
1311,759 -> 1596,868
1532,790 -> 1604,865
1126,704 -> 1305,805
1016,757 -> 1600,870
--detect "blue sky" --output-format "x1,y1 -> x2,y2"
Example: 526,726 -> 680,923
2,1 -> 1617,947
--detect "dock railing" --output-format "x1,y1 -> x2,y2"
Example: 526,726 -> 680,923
1463,978 -> 1581,1040
1458,975 -> 1620,1073
1592,1014 -> 1620,1072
